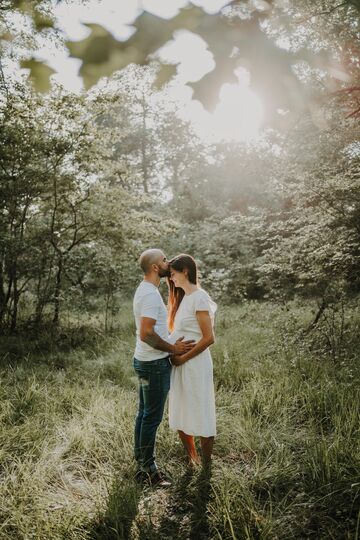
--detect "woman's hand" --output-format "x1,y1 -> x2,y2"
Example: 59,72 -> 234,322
171,354 -> 187,366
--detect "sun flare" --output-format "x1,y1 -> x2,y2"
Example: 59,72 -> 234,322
189,78 -> 264,144
212,82 -> 263,142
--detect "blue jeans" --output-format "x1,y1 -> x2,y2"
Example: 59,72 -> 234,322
133,356 -> 171,473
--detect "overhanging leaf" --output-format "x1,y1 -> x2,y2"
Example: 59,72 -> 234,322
67,24 -> 145,89
153,63 -> 178,89
64,3 -> 356,116
20,58 -> 55,92
188,55 -> 239,111
66,7 -> 206,90
67,24 -> 120,65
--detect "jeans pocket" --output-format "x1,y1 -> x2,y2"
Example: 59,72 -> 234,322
134,365 -> 150,384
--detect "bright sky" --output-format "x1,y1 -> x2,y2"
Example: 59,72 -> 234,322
22,0 -> 264,143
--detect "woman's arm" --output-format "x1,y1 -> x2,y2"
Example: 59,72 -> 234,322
171,310 -> 214,366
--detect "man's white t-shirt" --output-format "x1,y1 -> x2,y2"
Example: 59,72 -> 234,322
133,281 -> 169,362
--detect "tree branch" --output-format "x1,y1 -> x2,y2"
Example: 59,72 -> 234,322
314,1 -> 350,16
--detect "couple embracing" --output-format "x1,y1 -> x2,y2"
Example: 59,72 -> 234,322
133,249 -> 217,488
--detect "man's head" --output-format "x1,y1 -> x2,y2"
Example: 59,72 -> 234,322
139,248 -> 169,278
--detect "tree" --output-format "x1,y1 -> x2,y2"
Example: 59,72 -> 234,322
256,107 -> 360,313
97,65 -> 172,195
0,83 -> 103,331
0,84 -> 51,330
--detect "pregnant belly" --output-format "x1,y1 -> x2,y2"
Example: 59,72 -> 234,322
169,330 -> 201,344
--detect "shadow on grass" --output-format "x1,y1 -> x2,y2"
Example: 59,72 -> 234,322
152,466 -> 213,540
88,476 -> 143,540
188,467 -> 213,540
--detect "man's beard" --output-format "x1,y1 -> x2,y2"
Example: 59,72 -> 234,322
159,268 -> 171,278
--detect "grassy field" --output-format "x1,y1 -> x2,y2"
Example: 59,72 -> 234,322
0,301 -> 359,539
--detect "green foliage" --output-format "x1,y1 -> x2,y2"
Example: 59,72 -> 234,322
0,80 -> 181,331
1,59 -> 359,332
256,112 -> 360,302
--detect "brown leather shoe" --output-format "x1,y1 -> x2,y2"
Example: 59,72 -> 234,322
148,470 -> 172,488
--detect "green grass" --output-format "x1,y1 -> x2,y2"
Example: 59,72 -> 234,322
0,300 -> 359,539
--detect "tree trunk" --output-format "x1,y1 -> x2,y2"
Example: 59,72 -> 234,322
33,269 -> 44,324
141,99 -> 149,194
104,291 -> 110,334
53,256 -> 63,325
172,163 -> 179,196
10,271 -> 19,333
34,256 -> 54,324
305,298 -> 327,333
0,256 -> 6,330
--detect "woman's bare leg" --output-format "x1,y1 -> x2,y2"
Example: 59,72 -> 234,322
178,430 -> 200,465
200,436 -> 214,467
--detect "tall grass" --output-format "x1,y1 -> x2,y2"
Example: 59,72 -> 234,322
0,300 -> 359,539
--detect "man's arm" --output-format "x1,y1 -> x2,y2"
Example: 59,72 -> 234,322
140,317 -> 195,355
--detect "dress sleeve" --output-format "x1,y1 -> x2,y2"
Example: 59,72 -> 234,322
140,292 -> 160,320
194,290 -> 217,316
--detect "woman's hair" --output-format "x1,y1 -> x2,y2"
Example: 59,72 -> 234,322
167,254 -> 198,331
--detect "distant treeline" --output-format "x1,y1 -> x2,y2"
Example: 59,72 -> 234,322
0,66 -> 359,333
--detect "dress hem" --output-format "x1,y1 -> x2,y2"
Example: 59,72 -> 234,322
170,425 -> 217,437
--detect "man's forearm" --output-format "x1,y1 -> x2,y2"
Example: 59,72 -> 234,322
142,330 -> 174,354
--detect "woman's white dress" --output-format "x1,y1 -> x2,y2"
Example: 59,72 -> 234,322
169,288 -> 217,437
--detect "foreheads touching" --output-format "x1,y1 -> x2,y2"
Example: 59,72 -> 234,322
169,254 -> 198,285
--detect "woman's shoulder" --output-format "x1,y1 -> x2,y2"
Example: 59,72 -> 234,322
193,288 -> 217,312
187,287 -> 207,299
195,288 -> 212,299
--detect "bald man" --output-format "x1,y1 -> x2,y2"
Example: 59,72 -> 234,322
133,249 -> 194,488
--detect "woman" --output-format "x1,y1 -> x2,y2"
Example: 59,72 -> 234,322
167,254 -> 217,468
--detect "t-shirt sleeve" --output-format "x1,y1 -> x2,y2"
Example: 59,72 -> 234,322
194,290 -> 217,316
140,291 -> 161,320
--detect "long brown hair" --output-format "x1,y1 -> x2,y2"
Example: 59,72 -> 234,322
167,254 -> 198,331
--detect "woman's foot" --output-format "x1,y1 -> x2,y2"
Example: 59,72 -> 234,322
178,430 -> 201,468
200,436 -> 214,468
201,457 -> 212,474
187,455 -> 201,469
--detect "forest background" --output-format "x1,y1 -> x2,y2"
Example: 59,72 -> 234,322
0,1 -> 359,539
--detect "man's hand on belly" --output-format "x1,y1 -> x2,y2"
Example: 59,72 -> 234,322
173,337 -> 195,355
140,317 -> 195,355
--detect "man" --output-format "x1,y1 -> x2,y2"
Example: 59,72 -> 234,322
133,248 -> 194,487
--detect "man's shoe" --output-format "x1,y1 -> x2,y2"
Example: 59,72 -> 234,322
148,470 -> 172,488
